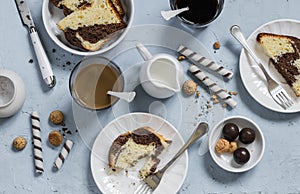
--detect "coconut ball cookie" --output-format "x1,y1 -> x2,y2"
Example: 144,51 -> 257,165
49,110 -> 64,125
13,136 -> 27,151
183,80 -> 197,95
48,130 -> 63,147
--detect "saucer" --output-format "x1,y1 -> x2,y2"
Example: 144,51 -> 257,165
0,69 -> 26,118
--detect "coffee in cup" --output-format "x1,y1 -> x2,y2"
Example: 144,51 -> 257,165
171,0 -> 224,27
69,56 -> 124,110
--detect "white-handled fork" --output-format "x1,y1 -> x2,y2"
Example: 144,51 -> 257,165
230,25 -> 294,109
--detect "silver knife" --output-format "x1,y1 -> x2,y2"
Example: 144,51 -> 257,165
15,0 -> 55,88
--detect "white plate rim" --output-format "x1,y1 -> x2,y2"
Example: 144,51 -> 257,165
42,0 -> 134,56
90,112 -> 188,194
239,18 -> 300,113
208,115 -> 265,173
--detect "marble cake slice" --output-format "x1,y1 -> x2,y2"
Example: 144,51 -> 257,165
108,126 -> 172,179
257,32 -> 300,97
57,0 -> 126,51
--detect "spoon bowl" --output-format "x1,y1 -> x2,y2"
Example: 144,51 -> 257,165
161,7 -> 189,21
107,91 -> 136,102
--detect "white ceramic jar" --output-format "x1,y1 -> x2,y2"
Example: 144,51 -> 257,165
0,69 -> 26,118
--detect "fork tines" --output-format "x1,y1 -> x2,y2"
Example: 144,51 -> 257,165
134,183 -> 152,194
276,90 -> 294,109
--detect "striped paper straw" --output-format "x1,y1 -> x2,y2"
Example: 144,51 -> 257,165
178,45 -> 234,79
53,139 -> 74,170
189,65 -> 237,108
31,111 -> 44,174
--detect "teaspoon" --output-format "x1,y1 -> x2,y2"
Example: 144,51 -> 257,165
107,91 -> 136,102
161,7 -> 189,21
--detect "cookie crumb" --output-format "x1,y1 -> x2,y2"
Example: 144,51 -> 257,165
13,136 -> 27,151
195,91 -> 200,98
229,91 -> 238,95
177,55 -> 186,61
213,41 -> 221,49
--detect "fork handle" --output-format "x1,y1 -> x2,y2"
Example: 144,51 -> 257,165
230,25 -> 272,81
160,122 -> 208,174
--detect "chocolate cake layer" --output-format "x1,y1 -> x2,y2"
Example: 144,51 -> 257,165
64,23 -> 126,49
257,33 -> 300,96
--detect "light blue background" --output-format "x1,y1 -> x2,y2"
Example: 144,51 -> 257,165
1,0 -> 300,193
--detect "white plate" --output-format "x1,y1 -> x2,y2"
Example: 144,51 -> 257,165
90,112 -> 188,194
209,116 -> 265,173
42,0 -> 134,56
239,19 -> 300,113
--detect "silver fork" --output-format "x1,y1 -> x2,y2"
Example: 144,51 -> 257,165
230,25 -> 294,109
134,122 -> 209,194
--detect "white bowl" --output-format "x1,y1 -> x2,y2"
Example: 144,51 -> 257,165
209,116 -> 265,173
42,0 -> 134,56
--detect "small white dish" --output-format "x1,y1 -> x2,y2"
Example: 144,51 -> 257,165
90,112 -> 188,194
0,69 -> 26,118
42,0 -> 134,56
209,116 -> 265,173
239,19 -> 300,113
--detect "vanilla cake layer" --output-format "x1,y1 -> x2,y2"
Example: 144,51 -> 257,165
257,33 -> 300,96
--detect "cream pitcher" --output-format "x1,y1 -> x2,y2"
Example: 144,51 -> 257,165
137,43 -> 184,99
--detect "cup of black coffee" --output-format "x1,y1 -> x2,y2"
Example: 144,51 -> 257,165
170,0 -> 224,27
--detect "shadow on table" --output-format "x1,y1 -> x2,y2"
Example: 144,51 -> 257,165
203,151 -> 253,183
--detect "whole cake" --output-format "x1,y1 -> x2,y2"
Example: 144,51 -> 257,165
108,126 -> 172,179
257,32 -> 300,96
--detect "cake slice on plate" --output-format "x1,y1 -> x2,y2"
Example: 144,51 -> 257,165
257,32 -> 300,97
57,0 -> 126,51
108,126 -> 172,179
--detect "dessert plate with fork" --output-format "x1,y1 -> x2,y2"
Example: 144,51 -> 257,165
239,19 -> 300,113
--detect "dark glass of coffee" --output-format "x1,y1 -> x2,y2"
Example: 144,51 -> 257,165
170,0 -> 224,27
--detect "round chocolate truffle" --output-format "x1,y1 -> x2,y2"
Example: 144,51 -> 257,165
239,128 -> 256,144
233,147 -> 250,165
222,123 -> 239,141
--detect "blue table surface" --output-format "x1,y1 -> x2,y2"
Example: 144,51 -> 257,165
1,0 -> 300,193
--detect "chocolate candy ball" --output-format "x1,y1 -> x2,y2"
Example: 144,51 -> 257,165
239,128 -> 256,144
222,123 -> 239,141
233,147 -> 250,165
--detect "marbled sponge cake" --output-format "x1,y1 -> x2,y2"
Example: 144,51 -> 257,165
257,33 -> 300,96
56,0 -> 126,51
50,0 -> 93,15
51,0 -> 124,16
108,126 -> 172,179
